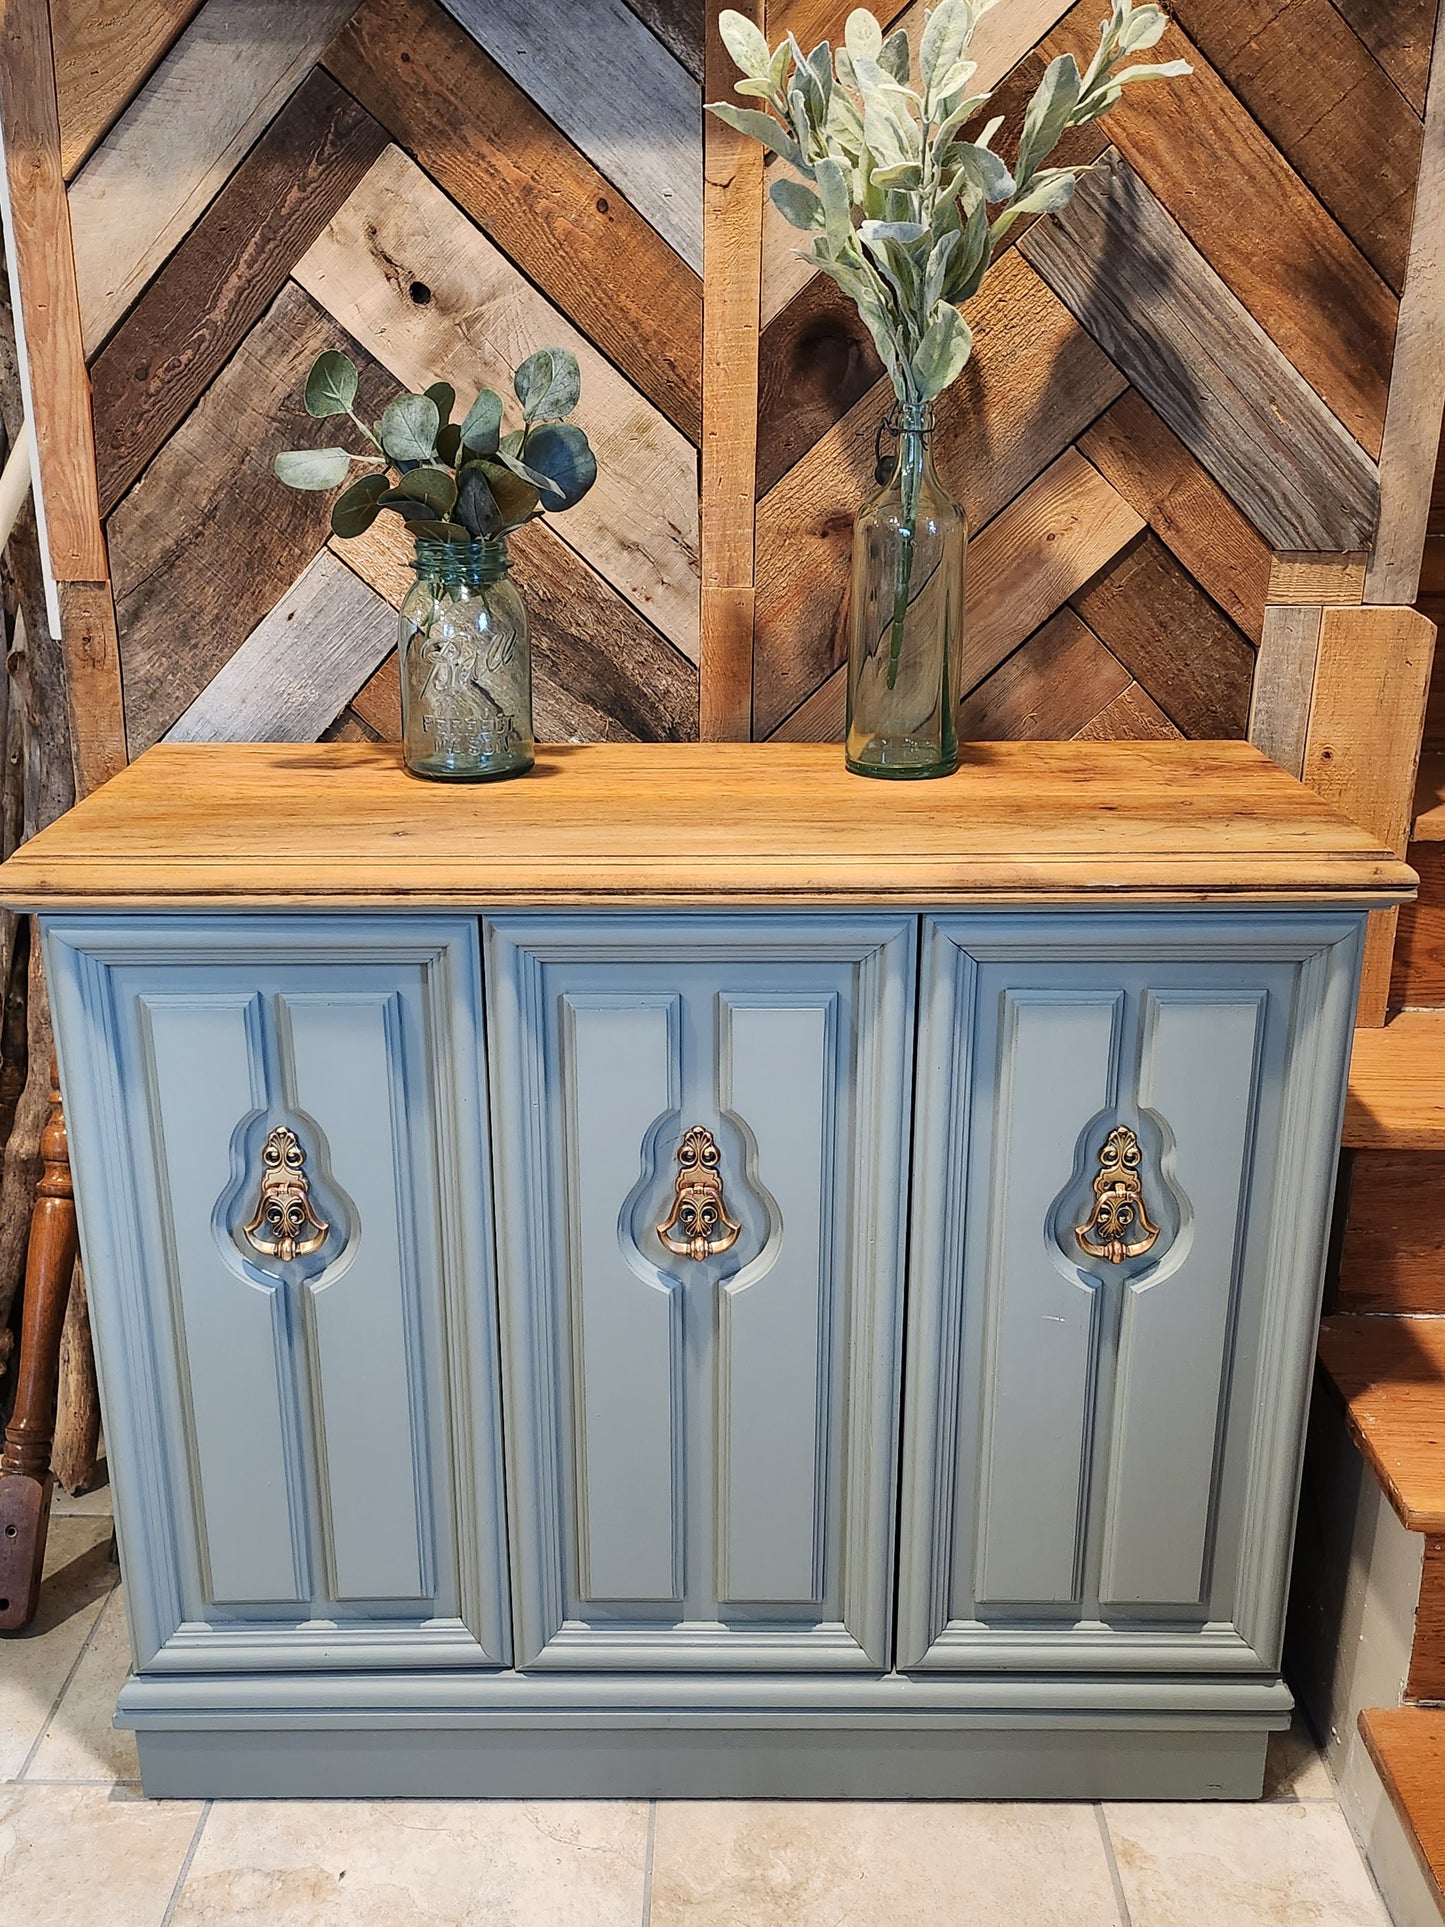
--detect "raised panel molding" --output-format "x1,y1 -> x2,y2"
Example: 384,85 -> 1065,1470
43,915 -> 509,1674
897,911 -> 1364,1675
485,913 -> 915,1673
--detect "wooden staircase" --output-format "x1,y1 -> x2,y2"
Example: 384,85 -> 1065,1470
1298,497 -> 1445,1923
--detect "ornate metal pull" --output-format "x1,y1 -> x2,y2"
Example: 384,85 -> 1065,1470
1074,1125 -> 1160,1266
243,1126 -> 330,1262
657,1125 -> 741,1262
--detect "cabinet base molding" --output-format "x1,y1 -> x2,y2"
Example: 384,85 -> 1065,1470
120,1673 -> 1292,1800
131,1720 -> 1278,1802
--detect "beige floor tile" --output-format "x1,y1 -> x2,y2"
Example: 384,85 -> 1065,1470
0,1515 -> 117,1779
1104,1799 -> 1391,1926
0,1782 -> 200,1923
27,1587 -> 139,1784
1263,1712 -> 1335,1801
649,1800 -> 1119,1926
170,1798 -> 649,1925
51,1472 -> 114,1518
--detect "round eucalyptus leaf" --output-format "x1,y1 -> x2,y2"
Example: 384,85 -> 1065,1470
456,463 -> 504,538
378,493 -> 435,522
397,465 -> 458,515
379,393 -> 441,464
459,388 -> 504,456
478,458 -> 541,528
274,446 -> 353,490
410,519 -> 473,542
513,347 -> 581,423
497,447 -> 564,500
304,351 -> 358,418
521,423 -> 597,510
425,381 -> 456,426
435,422 -> 463,466
330,472 -> 389,537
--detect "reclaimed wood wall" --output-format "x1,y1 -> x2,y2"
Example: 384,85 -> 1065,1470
720,0 -> 1444,751
43,0 -> 707,754
4,0 -> 1441,773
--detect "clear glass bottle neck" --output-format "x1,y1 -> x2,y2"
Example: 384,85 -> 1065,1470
413,535 -> 510,589
881,402 -> 940,489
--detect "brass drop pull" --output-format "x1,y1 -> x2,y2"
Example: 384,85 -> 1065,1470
243,1126 -> 330,1262
657,1125 -> 741,1262
1074,1125 -> 1160,1266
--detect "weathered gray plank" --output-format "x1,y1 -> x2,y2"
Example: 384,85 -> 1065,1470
442,0 -> 701,271
1249,604 -> 1324,778
165,551 -> 395,743
1019,150 -> 1381,552
68,0 -> 359,351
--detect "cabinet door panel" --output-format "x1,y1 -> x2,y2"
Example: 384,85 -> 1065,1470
898,911 -> 1362,1675
1099,991 -> 1266,1612
974,993 -> 1121,1611
487,914 -> 914,1673
45,917 -> 508,1674
567,994 -> 682,1605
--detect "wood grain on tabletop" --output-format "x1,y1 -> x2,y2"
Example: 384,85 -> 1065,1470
0,740 -> 1413,911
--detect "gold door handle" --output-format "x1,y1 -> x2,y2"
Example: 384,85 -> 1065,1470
243,1126 -> 330,1262
657,1125 -> 741,1262
1074,1125 -> 1160,1266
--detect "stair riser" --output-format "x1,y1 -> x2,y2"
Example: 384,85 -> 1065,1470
1411,1539 -> 1445,1703
1336,1151 -> 1445,1315
1394,844 -> 1445,1006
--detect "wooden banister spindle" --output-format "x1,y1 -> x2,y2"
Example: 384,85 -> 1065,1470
0,1059 -> 79,1630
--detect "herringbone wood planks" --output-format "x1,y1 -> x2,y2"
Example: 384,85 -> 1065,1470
39,0 -> 1444,763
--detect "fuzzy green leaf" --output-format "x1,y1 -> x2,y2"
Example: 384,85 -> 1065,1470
844,8 -> 882,61
424,381 -> 456,426
379,393 -> 440,463
303,351 -> 357,418
273,446 -> 353,490
912,305 -> 973,399
378,492 -> 435,521
718,8 -> 772,77
770,178 -> 825,230
878,25 -> 910,82
1017,53 -> 1081,179
329,472 -> 389,538
703,100 -> 803,165
919,0 -> 975,96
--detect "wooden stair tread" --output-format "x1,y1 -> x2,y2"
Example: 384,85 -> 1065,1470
1345,1014 -> 1445,1149
1359,1709 -> 1445,1914
1318,1315 -> 1445,1533
1414,751 -> 1445,840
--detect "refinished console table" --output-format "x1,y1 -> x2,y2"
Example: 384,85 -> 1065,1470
0,740 -> 1414,1800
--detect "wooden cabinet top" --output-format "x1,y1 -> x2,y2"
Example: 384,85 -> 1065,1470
0,740 -> 1414,912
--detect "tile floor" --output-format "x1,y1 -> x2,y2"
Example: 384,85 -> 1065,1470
0,1482 -> 1396,1926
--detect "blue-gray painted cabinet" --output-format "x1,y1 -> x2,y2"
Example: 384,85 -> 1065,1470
0,741 -> 1414,1801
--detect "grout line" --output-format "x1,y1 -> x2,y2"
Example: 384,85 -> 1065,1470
641,1799 -> 657,1927
14,1578 -> 120,1782
1095,1804 -> 1134,1927
160,1800 -> 211,1927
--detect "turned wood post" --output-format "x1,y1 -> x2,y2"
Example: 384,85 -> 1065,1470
0,1058 -> 78,1631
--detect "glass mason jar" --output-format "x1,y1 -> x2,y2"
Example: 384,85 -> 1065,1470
846,402 -> 967,779
397,536 -> 534,782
